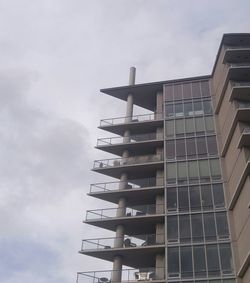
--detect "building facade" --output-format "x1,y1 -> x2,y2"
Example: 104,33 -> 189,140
77,33 -> 250,283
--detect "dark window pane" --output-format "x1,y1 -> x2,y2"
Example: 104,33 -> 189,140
186,138 -> 196,157
195,117 -> 205,133
205,116 -> 215,132
180,246 -> 193,278
203,100 -> 213,114
175,103 -> 184,118
192,82 -> 201,98
216,212 -> 229,239
166,120 -> 174,137
167,216 -> 178,242
197,137 -> 207,157
206,245 -> 220,276
165,104 -> 174,117
212,184 -> 225,208
179,215 -> 191,243
185,118 -> 195,135
191,214 -> 204,242
201,81 -> 210,97
167,163 -> 176,184
210,159 -> 221,180
178,186 -> 189,212
184,101 -> 193,117
201,185 -> 213,210
204,213 -> 216,241
194,101 -> 204,115
190,186 -> 201,211
177,162 -> 188,184
193,245 -> 206,277
207,136 -> 218,155
174,84 -> 182,100
219,244 -> 233,274
168,247 -> 180,276
188,161 -> 199,183
167,188 -> 177,211
176,119 -> 185,136
176,139 -> 186,159
165,85 -> 173,101
166,140 -> 175,159
183,83 -> 192,99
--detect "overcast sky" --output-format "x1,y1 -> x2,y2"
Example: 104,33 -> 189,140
1,0 -> 250,282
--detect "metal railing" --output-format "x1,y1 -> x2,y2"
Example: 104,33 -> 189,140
81,233 -> 165,251
89,177 -> 164,193
93,154 -> 164,169
97,132 -> 163,146
232,81 -> 250,87
228,63 -> 250,67
76,267 -> 165,283
100,113 -> 163,127
85,204 -> 165,221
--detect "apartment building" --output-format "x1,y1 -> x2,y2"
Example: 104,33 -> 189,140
76,33 -> 250,283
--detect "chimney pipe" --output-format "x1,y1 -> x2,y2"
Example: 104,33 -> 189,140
129,67 -> 136,86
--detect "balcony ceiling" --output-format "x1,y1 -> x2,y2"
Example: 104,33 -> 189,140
224,48 -> 250,64
230,86 -> 250,101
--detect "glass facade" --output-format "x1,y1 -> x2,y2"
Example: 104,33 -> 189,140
164,80 -> 235,282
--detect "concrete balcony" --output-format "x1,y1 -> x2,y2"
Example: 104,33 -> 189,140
223,46 -> 250,64
84,204 -> 165,235
238,128 -> 250,148
92,154 -> 164,179
89,177 -> 164,206
99,113 -> 163,135
229,81 -> 250,101
77,268 -> 165,283
96,132 -> 164,156
79,233 -> 165,268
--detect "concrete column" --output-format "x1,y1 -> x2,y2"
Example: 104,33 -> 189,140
155,223 -> 165,244
125,94 -> 133,123
114,224 -> 125,248
156,194 -> 165,214
155,254 -> 165,280
116,197 -> 126,217
119,172 -> 128,190
156,170 -> 164,187
129,66 -> 136,86
112,256 -> 123,282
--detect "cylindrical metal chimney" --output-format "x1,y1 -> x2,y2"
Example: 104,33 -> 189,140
129,67 -> 136,85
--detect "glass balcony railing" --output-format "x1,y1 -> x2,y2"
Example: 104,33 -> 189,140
93,154 -> 164,169
89,177 -> 164,193
232,81 -> 250,87
100,113 -> 163,127
228,62 -> 250,68
238,101 -> 250,109
85,204 -> 165,221
97,132 -> 163,146
225,45 -> 250,50
77,268 -> 165,283
81,233 -> 165,251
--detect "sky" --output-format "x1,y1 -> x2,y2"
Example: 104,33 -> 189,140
0,0 -> 250,282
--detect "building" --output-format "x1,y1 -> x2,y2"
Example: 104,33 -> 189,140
77,33 -> 250,283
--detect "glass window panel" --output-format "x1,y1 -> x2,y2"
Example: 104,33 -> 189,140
180,246 -> 193,278
175,103 -> 184,118
167,188 -> 177,211
165,85 -> 173,101
190,186 -> 201,211
165,104 -> 174,117
210,159 -> 221,180
195,117 -> 205,133
168,247 -> 180,276
186,138 -> 196,157
176,139 -> 186,158
174,84 -> 182,100
205,116 -> 215,132
179,215 -> 191,243
219,244 -> 233,274
204,213 -> 216,241
216,212 -> 229,239
212,184 -> 225,208
167,216 -> 178,242
185,118 -> 195,134
199,160 -> 210,179
167,163 -> 176,183
206,245 -> 220,276
207,136 -> 218,155
201,81 -> 210,97
176,119 -> 185,135
183,83 -> 192,99
203,100 -> 213,114
192,82 -> 201,98
166,120 -> 174,137
191,214 -> 204,242
177,162 -> 188,184
178,186 -> 189,212
184,101 -> 193,117
166,140 -> 175,159
188,161 -> 199,183
193,245 -> 206,277
201,185 -> 213,210
197,137 -> 207,156
194,101 -> 204,115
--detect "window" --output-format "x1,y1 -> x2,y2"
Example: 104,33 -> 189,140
191,214 -> 204,242
195,117 -> 205,133
184,101 -> 193,116
179,215 -> 191,243
194,101 -> 204,115
190,186 -> 201,211
201,185 -> 213,210
167,188 -> 177,211
176,139 -> 186,159
175,103 -> 184,117
181,246 -> 193,278
166,104 -> 174,117
188,161 -> 199,183
177,162 -> 188,183
168,247 -> 180,277
203,100 -> 213,114
193,245 -> 206,277
207,136 -> 218,155
176,119 -> 185,136
166,120 -> 174,137
204,213 -> 216,241
183,83 -> 192,99
212,184 -> 225,208
165,85 -> 173,101
197,137 -> 207,156
166,140 -> 175,159
201,81 -> 210,97
199,160 -> 210,181
174,84 -> 182,100
206,245 -> 220,276
186,138 -> 196,157
216,212 -> 229,239
167,163 -> 176,183
210,159 -> 221,180
205,116 -> 215,132
167,216 -> 178,242
219,244 -> 233,274
185,118 -> 195,135
192,82 -> 201,98
178,186 -> 189,212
